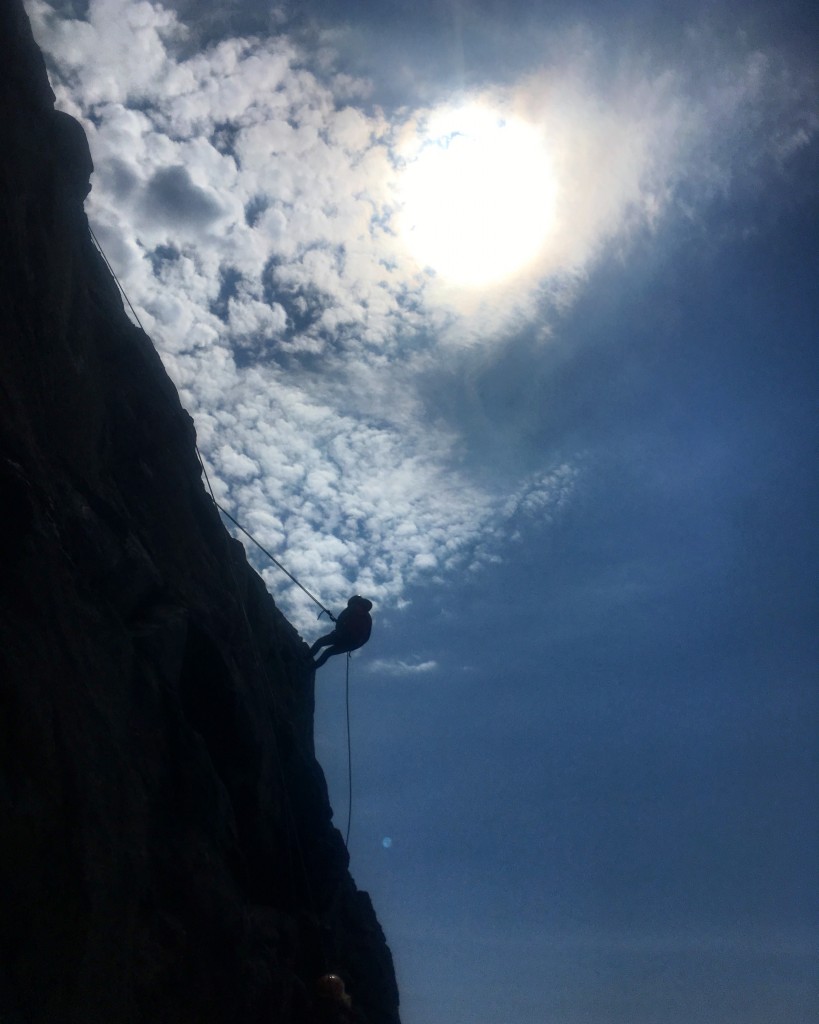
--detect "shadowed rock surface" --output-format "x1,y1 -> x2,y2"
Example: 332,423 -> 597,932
0,4 -> 400,1022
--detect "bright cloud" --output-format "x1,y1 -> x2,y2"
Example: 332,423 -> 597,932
26,0 -> 815,630
397,104 -> 558,287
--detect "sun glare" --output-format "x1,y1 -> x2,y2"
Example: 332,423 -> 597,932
397,105 -> 556,288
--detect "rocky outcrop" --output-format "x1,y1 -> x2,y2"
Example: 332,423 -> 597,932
0,4 -> 400,1022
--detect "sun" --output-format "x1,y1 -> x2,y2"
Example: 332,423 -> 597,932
397,105 -> 557,288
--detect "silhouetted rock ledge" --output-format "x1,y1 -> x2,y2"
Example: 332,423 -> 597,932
0,4 -> 400,1022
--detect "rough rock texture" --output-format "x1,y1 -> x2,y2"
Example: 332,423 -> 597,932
0,4 -> 400,1022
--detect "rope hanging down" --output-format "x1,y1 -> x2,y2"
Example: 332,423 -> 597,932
345,653 -> 353,849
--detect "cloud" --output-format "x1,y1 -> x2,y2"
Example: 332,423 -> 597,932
366,658 -> 439,677
27,0 -> 817,631
141,165 -> 227,227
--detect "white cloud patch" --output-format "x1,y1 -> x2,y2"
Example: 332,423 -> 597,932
26,0 -> 816,630
366,658 -> 439,677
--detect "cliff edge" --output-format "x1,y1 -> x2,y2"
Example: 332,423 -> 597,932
0,3 -> 400,1022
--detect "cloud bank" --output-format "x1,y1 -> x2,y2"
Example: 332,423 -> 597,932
27,0 -> 816,628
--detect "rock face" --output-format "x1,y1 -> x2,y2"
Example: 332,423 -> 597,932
0,4 -> 400,1022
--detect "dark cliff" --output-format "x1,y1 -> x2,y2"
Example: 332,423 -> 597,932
0,4 -> 400,1022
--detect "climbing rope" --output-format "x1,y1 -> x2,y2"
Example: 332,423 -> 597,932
193,445 -> 336,621
195,440 -> 346,985
194,445 -> 319,890
90,223 -> 336,623
89,225 -> 146,332
215,501 -> 336,622
92,222 -> 354,853
196,453 -> 354,850
196,445 -> 354,851
345,653 -> 352,849
88,204 -> 357,994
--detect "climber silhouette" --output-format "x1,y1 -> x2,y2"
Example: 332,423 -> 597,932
310,596 -> 373,669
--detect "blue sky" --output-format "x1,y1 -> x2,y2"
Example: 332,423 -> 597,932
29,1 -> 818,1021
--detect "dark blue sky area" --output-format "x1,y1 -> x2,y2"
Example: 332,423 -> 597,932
317,123 -> 818,1022
166,0 -> 819,107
